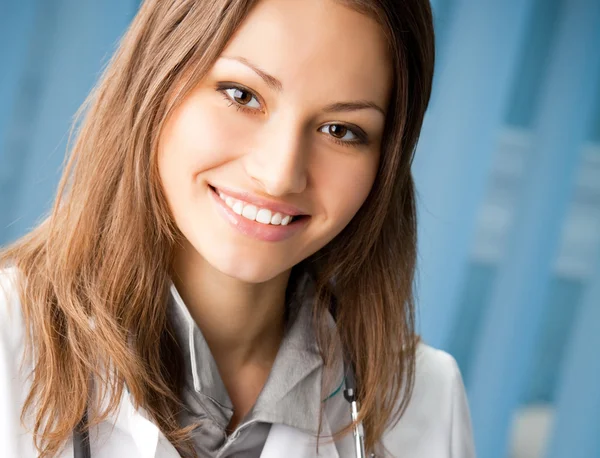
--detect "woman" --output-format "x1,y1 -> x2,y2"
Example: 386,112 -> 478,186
0,0 -> 475,456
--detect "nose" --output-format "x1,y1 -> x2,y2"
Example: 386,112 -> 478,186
243,115 -> 308,197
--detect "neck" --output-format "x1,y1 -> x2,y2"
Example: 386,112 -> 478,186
171,243 -> 291,372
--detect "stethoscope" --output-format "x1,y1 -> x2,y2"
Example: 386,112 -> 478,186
342,356 -> 369,458
73,360 -> 369,458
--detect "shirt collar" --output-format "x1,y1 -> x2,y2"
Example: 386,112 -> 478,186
167,272 -> 344,435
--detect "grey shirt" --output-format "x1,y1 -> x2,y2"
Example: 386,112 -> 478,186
168,274 -> 343,457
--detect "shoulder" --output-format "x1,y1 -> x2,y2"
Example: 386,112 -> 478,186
380,342 -> 476,458
0,265 -> 31,386
0,264 -> 29,377
0,266 -> 38,456
413,342 -> 464,397
0,265 -> 26,350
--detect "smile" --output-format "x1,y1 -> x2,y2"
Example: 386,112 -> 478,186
215,188 -> 296,226
208,185 -> 310,242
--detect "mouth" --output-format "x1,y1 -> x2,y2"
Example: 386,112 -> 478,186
208,184 -> 310,225
207,184 -> 310,242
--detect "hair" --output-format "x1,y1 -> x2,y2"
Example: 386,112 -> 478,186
0,0 -> 434,456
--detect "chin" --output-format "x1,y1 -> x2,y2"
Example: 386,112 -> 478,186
208,252 -> 291,284
220,264 -> 286,284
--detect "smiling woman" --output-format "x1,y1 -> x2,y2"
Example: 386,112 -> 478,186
0,0 -> 474,457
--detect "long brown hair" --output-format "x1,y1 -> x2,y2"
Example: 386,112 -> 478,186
0,0 -> 434,456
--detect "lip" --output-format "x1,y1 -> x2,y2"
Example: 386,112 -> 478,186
208,185 -> 310,242
208,183 -> 309,217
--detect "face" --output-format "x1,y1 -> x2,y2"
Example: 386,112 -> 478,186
158,0 -> 393,284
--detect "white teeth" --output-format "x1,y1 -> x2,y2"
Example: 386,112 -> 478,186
241,204 -> 258,220
232,201 -> 244,215
270,212 -> 282,225
216,188 -> 296,226
256,208 -> 272,224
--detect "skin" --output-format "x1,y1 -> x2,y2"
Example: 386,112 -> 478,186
157,0 -> 392,432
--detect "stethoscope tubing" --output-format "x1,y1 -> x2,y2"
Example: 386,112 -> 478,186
73,407 -> 91,458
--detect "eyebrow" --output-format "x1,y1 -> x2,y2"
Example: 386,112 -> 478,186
220,55 -> 386,117
221,56 -> 283,92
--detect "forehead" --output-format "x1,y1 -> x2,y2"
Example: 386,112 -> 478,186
219,0 -> 393,110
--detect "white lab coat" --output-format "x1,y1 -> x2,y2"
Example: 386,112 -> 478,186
0,266 -> 476,457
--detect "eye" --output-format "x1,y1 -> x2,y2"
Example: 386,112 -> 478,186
318,124 -> 368,147
216,83 -> 262,113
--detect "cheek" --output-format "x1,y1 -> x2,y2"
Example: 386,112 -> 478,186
315,155 -> 378,227
158,92 -> 246,181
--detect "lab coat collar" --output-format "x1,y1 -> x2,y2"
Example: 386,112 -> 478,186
111,387 -> 345,458
110,380 -> 352,458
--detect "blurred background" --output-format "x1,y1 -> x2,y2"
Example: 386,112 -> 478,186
1,0 -> 599,457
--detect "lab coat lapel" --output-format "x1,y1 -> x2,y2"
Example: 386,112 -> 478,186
118,389 -> 354,458
109,389 -> 182,458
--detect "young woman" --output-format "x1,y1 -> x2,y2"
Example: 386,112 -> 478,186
0,0 -> 475,457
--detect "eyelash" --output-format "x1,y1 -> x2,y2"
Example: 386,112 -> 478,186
215,83 -> 369,148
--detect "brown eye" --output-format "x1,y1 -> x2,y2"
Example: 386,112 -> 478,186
328,125 -> 348,138
232,88 -> 253,105
220,85 -> 262,110
318,123 -> 368,148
